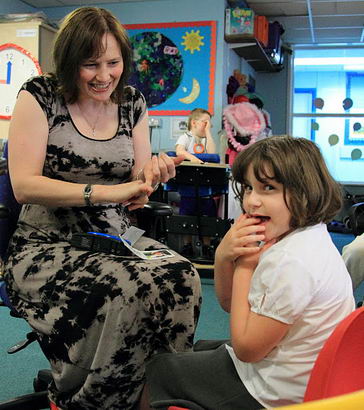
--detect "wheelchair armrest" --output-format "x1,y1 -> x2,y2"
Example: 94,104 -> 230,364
140,201 -> 173,217
133,201 -> 173,240
348,202 -> 364,236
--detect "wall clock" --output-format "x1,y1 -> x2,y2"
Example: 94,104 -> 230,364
0,43 -> 42,120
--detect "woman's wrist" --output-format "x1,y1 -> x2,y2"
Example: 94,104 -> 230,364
135,168 -> 144,181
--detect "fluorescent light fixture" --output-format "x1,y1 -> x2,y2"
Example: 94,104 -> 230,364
344,65 -> 364,71
295,57 -> 364,66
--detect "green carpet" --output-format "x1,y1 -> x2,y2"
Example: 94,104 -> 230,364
0,279 -> 228,403
1,275 -> 362,403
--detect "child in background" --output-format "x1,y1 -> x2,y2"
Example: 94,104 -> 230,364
142,135 -> 355,409
175,108 -> 217,258
175,108 -> 215,163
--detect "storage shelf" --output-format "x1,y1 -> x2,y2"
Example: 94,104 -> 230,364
227,37 -> 283,73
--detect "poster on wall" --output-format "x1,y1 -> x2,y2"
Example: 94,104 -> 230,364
171,116 -> 189,140
126,21 -> 216,116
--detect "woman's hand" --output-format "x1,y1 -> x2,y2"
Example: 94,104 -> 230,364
119,180 -> 153,211
142,153 -> 184,187
215,213 -> 266,264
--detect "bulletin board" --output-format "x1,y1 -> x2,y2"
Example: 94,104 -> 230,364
125,21 -> 216,116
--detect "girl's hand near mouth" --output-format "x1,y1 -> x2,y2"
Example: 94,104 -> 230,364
215,213 -> 266,264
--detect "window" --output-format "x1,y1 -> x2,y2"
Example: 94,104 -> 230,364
292,48 -> 364,184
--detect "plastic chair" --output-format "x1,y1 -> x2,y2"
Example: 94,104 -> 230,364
166,306 -> 364,410
274,390 -> 364,409
303,306 -> 364,402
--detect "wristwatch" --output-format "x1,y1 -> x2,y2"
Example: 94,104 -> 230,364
83,184 -> 93,206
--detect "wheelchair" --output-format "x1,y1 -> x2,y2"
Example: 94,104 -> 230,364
0,146 -> 173,409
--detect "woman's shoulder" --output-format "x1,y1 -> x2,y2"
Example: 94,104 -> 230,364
122,86 -> 146,105
22,74 -> 57,93
21,74 -> 63,118
21,74 -> 60,105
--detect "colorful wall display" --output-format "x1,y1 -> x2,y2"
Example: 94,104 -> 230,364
126,21 -> 216,116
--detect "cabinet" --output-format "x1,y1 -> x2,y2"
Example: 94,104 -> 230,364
227,37 -> 283,73
0,20 -> 57,140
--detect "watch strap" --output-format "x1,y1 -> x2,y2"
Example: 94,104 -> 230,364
83,184 -> 93,206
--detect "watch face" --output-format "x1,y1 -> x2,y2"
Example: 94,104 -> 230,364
0,43 -> 42,120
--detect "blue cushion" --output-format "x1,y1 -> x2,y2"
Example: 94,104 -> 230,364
166,151 -> 220,163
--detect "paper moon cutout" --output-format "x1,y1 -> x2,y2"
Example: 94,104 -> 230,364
179,78 -> 200,104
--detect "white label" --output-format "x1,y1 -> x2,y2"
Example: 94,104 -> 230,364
16,29 -> 37,37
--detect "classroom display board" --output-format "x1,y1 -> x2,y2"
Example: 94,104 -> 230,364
126,21 -> 217,116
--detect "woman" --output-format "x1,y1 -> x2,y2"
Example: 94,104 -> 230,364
4,7 -> 201,410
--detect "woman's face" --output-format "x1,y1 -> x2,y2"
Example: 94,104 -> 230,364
78,33 -> 124,102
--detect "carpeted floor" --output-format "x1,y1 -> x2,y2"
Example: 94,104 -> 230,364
1,231 -> 363,403
0,278 -> 229,403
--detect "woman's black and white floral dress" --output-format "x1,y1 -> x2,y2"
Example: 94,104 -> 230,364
4,76 -> 201,410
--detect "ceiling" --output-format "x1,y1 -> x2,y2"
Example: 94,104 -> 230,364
246,0 -> 364,45
19,0 -> 364,46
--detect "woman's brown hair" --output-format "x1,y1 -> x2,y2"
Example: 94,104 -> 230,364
52,7 -> 132,104
232,135 -> 343,229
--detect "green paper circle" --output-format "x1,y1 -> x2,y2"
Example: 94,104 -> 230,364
351,149 -> 362,160
328,134 -> 339,146
314,98 -> 324,109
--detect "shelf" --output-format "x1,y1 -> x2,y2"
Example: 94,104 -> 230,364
227,37 -> 283,73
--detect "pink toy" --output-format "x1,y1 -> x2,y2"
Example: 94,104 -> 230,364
223,102 -> 265,152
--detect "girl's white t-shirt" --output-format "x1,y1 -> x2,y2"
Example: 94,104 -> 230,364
226,223 -> 355,408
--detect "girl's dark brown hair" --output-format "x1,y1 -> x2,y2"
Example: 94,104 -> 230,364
232,135 -> 343,229
52,7 -> 132,104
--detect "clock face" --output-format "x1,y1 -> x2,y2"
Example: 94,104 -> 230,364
0,43 -> 42,120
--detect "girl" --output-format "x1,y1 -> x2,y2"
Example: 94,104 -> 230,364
142,135 -> 355,409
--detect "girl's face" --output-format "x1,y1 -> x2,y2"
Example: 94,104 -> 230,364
78,33 -> 123,102
242,163 -> 292,242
